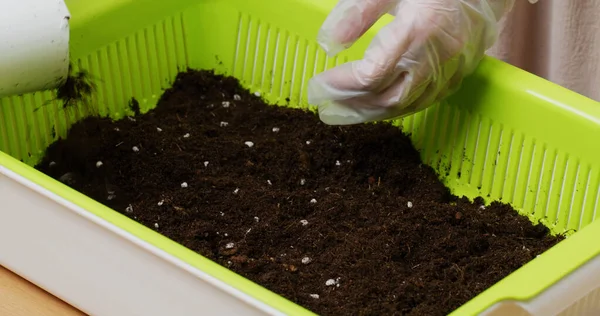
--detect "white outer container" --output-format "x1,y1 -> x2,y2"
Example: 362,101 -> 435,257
0,0 -> 71,98
483,255 -> 600,316
0,164 -> 283,316
2,162 -> 600,316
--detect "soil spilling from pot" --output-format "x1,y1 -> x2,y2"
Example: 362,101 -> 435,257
36,69 -> 564,316
55,65 -> 95,109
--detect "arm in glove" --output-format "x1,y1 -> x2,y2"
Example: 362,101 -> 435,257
307,0 -> 516,125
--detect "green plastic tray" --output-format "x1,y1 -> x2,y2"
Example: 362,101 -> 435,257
2,0 -> 600,314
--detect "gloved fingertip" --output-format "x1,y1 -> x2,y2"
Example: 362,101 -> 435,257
318,101 -> 367,126
317,41 -> 346,57
308,77 -> 361,125
317,31 -> 347,57
307,77 -> 325,105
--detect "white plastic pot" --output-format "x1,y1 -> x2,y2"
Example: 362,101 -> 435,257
0,0 -> 70,98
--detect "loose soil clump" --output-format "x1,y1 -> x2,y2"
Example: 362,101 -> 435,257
55,65 -> 95,109
36,69 -> 564,316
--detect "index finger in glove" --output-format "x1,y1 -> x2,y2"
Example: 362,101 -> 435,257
310,15 -> 416,103
317,0 -> 397,56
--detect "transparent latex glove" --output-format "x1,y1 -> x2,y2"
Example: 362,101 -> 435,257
308,0 -> 515,125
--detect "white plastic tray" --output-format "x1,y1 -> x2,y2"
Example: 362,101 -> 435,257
3,156 -> 600,316
0,163 -> 282,316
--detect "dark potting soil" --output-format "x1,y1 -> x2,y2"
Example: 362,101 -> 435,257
36,69 -> 564,316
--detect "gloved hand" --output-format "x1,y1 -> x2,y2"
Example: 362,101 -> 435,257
308,0 -> 516,125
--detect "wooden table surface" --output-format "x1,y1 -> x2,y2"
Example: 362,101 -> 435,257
0,265 -> 85,316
